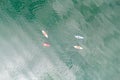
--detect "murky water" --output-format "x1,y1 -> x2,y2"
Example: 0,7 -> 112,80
0,0 -> 120,80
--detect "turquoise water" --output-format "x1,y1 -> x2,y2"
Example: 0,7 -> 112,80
0,0 -> 120,80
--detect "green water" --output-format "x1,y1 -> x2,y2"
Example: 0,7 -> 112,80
0,0 -> 120,80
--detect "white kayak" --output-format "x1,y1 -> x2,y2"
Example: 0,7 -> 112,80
42,30 -> 48,38
75,35 -> 84,39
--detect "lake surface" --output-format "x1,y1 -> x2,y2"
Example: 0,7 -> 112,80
0,0 -> 120,80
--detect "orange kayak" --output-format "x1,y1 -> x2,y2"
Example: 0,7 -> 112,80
73,45 -> 83,49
